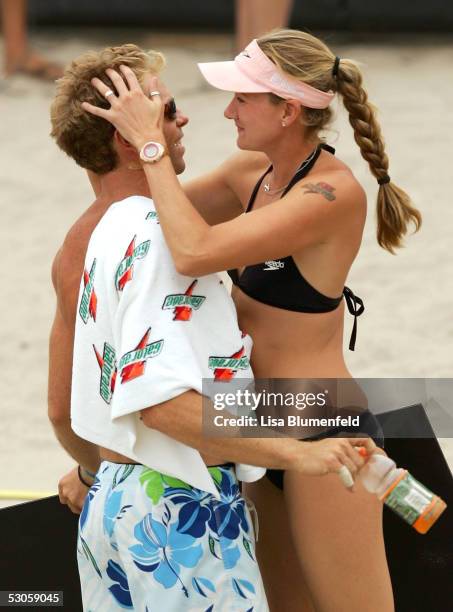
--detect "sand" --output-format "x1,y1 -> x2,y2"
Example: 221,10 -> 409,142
0,29 -> 452,507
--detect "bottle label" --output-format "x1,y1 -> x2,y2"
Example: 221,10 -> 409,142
384,473 -> 433,525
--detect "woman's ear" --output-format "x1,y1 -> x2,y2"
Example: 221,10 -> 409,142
282,99 -> 302,127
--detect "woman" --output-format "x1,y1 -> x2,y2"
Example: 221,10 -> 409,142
83,29 -> 421,611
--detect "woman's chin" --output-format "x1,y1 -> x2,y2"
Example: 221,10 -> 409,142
236,136 -> 255,151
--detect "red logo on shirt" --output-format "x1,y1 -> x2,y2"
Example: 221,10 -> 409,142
162,280 -> 206,321
115,236 -> 151,291
79,259 -> 97,323
119,328 -> 164,383
209,346 -> 250,382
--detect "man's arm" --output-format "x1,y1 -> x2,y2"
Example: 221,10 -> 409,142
48,306 -> 100,472
141,390 -> 377,478
48,239 -> 100,474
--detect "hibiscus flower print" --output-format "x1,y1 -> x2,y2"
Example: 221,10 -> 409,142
129,504 -> 203,597
163,486 -> 213,538
103,489 -> 124,539
106,559 -> 133,609
208,469 -> 249,540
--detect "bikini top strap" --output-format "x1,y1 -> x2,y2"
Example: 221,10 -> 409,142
343,286 -> 365,351
246,143 -> 336,212
282,143 -> 335,197
228,268 -> 240,284
321,143 -> 336,155
245,166 -> 272,213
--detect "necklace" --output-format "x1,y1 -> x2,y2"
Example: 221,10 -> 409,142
263,181 -> 289,196
263,145 -> 320,196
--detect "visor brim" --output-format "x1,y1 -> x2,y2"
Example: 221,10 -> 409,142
197,60 -> 270,94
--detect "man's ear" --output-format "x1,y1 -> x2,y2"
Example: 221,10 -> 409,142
114,130 -> 135,150
114,130 -> 141,169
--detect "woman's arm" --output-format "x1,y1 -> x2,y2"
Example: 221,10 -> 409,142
137,155 -> 359,276
82,67 -> 363,276
182,170 -> 242,226
182,150 -> 268,225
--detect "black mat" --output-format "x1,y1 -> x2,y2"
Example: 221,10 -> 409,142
1,405 -> 452,611
378,405 -> 453,612
0,496 -> 81,611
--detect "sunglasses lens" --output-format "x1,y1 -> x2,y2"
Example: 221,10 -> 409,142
164,98 -> 177,120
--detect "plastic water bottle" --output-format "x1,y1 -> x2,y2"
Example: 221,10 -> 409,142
360,453 -> 447,534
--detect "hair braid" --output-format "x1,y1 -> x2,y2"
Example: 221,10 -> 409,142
335,60 -> 421,252
257,28 -> 421,253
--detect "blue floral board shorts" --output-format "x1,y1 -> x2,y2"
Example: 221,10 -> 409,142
77,461 -> 269,611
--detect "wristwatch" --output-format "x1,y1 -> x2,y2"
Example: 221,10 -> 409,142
139,141 -> 167,163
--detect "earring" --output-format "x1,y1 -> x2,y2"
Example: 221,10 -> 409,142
281,121 -> 287,127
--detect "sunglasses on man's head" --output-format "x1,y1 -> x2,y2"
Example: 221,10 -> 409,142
164,98 -> 177,121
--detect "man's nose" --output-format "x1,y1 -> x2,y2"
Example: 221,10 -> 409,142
176,110 -> 189,127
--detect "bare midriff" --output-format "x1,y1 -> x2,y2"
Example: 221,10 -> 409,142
99,447 -> 227,468
232,286 -> 351,379
232,288 -> 359,438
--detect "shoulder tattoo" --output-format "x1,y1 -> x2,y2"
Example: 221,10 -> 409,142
302,182 -> 336,202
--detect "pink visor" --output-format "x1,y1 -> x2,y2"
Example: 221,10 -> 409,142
198,39 -> 334,110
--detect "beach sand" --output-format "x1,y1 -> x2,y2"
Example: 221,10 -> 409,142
0,29 -> 452,507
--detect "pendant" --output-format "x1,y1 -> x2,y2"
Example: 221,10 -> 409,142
263,183 -> 270,192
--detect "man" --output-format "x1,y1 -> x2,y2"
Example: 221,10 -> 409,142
1,0 -> 63,79
48,43 -> 372,610
235,0 -> 294,51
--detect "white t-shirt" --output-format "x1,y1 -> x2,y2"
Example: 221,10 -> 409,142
71,195 -> 262,498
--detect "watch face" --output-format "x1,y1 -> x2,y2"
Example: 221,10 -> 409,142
143,143 -> 160,159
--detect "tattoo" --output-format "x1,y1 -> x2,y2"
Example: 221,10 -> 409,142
303,182 -> 336,202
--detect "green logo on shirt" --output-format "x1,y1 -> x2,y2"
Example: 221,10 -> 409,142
79,259 -> 97,324
119,328 -> 164,383
93,342 -> 117,404
146,211 -> 159,223
162,280 -> 206,321
209,356 -> 250,369
209,345 -> 249,382
115,236 -> 151,291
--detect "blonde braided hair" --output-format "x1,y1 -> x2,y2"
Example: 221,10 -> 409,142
258,29 -> 421,252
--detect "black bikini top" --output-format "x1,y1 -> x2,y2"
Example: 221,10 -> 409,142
227,143 -> 364,351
